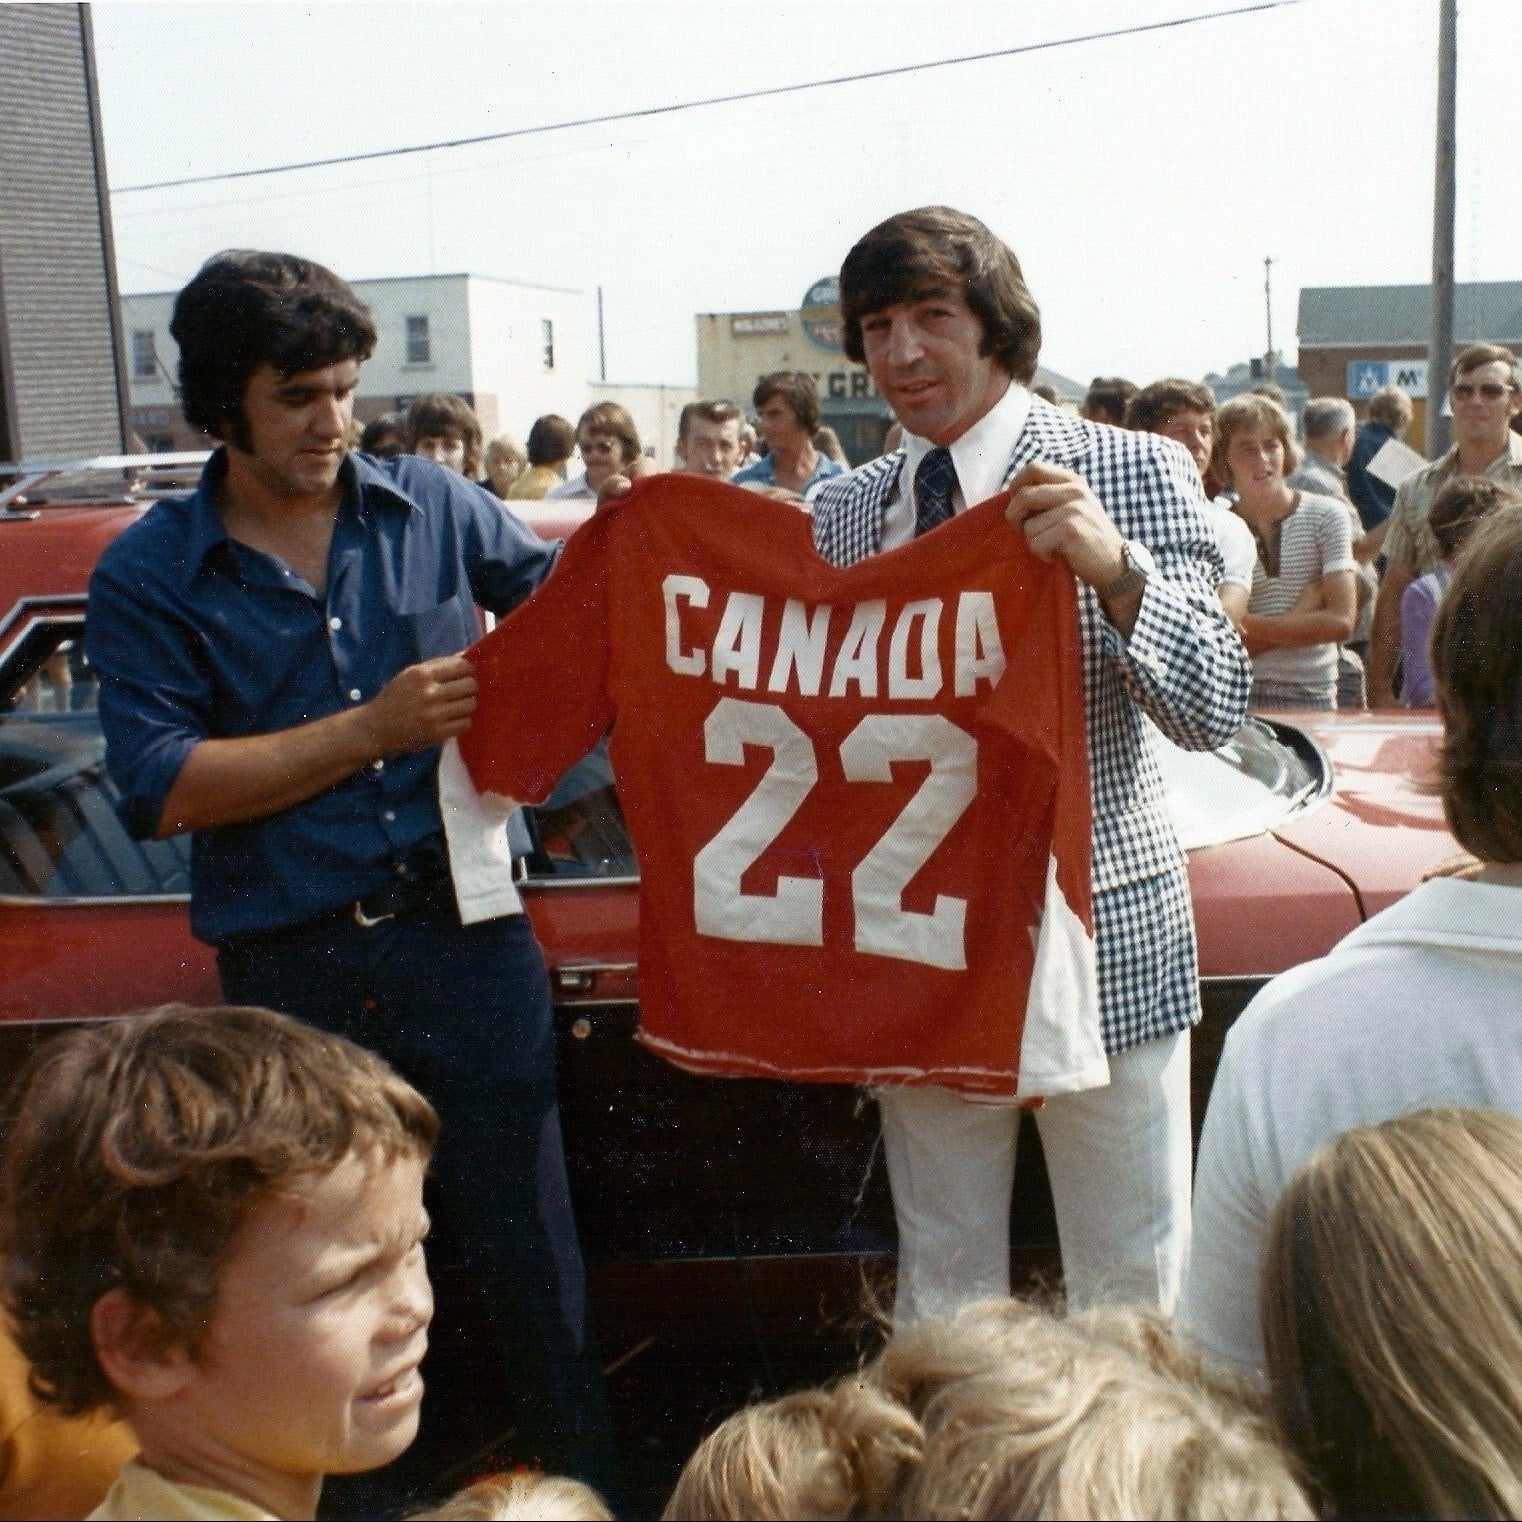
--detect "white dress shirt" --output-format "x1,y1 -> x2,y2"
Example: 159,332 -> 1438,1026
880,382 -> 1033,551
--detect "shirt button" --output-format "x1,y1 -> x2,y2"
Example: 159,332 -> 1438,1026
349,688 -> 362,702
329,616 -> 343,632
383,810 -> 396,823
371,759 -> 385,772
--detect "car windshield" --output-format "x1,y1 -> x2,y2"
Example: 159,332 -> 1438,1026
1149,716 -> 1323,851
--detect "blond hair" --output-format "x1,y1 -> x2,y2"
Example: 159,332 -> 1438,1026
411,1472 -> 612,1520
1212,392 -> 1302,487
1263,1107 -> 1522,1519
877,1300 -> 1309,1519
662,1378 -> 921,1520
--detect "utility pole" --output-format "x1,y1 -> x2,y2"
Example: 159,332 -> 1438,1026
596,285 -> 607,382
1263,256 -> 1275,382
1425,0 -> 1457,458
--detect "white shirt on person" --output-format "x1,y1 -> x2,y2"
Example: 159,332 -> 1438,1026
1207,500 -> 1257,590
544,472 -> 595,502
880,382 -> 1033,550
1176,876 -> 1522,1374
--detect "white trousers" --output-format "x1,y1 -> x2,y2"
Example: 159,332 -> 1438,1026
878,1030 -> 1192,1327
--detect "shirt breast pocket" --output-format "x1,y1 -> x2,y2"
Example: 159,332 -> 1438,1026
398,597 -> 479,662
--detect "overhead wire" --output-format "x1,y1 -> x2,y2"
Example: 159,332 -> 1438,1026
112,1 -> 1302,195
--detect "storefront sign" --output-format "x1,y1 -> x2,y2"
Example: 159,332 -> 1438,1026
801,277 -> 843,352
730,312 -> 791,338
1347,359 -> 1429,399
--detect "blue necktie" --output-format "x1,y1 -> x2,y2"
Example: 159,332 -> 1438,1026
914,446 -> 957,537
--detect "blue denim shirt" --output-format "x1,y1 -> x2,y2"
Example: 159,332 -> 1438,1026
86,450 -> 558,944
731,451 -> 845,496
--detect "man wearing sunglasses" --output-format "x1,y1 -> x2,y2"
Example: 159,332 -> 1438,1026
1369,342 -> 1522,706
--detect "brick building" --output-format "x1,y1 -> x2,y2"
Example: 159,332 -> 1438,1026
1297,280 -> 1522,443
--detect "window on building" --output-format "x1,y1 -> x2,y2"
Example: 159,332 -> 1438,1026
131,330 -> 157,381
541,319 -> 555,370
406,315 -> 432,366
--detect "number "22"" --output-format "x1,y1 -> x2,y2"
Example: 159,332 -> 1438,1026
692,696 -> 976,970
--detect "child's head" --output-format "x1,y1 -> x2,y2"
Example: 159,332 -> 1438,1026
1,1003 -> 438,1510
1262,1107 -> 1522,1520
1428,473 -> 1522,561
869,1298 -> 1309,1520
662,1379 -> 922,1520
893,1306 -> 1310,1520
413,1471 -> 613,1520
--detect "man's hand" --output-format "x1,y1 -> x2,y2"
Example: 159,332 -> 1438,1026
1005,461 -> 1126,590
359,656 -> 477,757
596,473 -> 635,508
157,655 -> 480,837
1006,460 -> 1142,633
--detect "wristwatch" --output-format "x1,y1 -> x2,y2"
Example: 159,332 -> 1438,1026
1100,539 -> 1155,602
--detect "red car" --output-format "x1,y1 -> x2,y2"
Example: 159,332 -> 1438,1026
0,455 -> 1459,1347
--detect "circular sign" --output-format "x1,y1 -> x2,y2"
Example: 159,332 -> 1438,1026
800,276 -> 843,352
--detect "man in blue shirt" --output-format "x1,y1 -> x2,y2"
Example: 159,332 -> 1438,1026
1345,384 -> 1414,544
86,251 -> 614,1505
731,371 -> 845,497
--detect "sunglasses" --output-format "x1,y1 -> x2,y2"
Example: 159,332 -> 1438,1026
1451,381 -> 1516,401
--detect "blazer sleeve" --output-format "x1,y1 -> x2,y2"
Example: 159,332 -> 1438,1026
1094,434 -> 1251,752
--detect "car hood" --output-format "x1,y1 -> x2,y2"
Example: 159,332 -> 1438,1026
1268,710 -> 1458,916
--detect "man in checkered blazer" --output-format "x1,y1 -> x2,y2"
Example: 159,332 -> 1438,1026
811,207 -> 1251,1323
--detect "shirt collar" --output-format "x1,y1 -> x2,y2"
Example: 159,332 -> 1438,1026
1438,429 -> 1522,478
180,449 -> 417,586
900,381 -> 1032,510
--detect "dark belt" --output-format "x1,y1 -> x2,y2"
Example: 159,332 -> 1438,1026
351,839 -> 453,928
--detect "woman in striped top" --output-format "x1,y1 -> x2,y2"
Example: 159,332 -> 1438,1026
1214,394 -> 1357,709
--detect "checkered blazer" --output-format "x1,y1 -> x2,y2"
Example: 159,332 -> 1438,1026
811,400 -> 1251,1052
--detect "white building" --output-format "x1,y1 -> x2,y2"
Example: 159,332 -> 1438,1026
123,272 -> 618,454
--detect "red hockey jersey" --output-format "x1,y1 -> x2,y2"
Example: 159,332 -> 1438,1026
450,475 -> 1103,1099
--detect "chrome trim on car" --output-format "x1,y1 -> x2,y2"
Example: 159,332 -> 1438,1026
0,891 -> 191,908
520,874 -> 641,891
0,602 -> 85,677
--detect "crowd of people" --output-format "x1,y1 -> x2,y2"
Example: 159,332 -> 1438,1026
4,205 -> 1521,1520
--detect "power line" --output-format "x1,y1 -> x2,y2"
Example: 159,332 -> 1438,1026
113,1 -> 1301,195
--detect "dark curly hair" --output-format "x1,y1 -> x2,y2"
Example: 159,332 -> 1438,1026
0,1004 -> 436,1416
839,207 -> 1042,385
1430,502 -> 1522,862
170,250 -> 377,449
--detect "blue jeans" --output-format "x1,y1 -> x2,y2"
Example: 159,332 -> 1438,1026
218,903 -> 616,1505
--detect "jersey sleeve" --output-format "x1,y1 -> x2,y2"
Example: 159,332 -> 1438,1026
457,509 -> 618,803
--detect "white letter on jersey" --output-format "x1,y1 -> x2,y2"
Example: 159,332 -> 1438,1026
828,600 -> 887,699
887,598 -> 944,701
767,600 -> 832,697
839,715 -> 975,970
694,698 -> 824,945
664,575 -> 710,677
710,591 -> 767,691
954,591 -> 1006,696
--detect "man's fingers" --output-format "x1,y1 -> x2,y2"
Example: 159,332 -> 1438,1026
417,654 -> 474,680
1007,459 -> 1078,492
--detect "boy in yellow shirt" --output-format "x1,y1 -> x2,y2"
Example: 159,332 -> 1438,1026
0,1004 -> 436,1521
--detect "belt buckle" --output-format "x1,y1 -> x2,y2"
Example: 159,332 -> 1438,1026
353,899 -> 396,929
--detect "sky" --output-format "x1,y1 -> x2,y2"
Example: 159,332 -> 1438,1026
88,0 -> 1513,392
